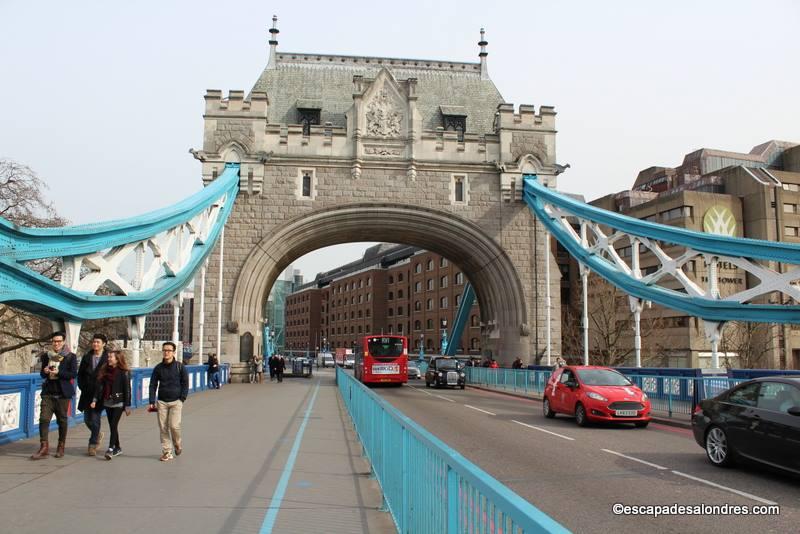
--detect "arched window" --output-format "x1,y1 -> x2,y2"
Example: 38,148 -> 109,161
398,289 -> 404,299
388,325 -> 393,334
470,338 -> 480,350
426,318 -> 433,330
415,263 -> 422,274
397,306 -> 403,315
471,315 -> 479,327
415,281 -> 422,293
414,320 -> 421,330
455,293 -> 461,306
440,258 -> 448,268
397,323 -> 403,333
358,310 -> 363,318
427,279 -> 434,291
388,291 -> 394,300
440,276 -> 448,288
426,298 -> 433,310
455,272 -> 464,284
440,296 -> 448,308
414,300 -> 421,311
398,272 -> 404,282
427,259 -> 434,271
389,275 -> 394,284
388,308 -> 394,317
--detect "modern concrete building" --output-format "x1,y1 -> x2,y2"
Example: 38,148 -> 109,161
284,244 -> 482,358
583,141 -> 800,369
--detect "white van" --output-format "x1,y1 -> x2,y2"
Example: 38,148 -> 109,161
319,353 -> 335,368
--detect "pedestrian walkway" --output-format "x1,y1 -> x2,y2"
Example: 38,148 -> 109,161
0,369 -> 395,534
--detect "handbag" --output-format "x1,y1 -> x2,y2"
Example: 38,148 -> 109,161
108,391 -> 124,404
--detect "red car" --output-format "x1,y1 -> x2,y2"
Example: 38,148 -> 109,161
543,366 -> 651,427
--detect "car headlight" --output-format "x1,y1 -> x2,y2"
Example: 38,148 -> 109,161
460,373 -> 465,377
586,392 -> 607,402
438,372 -> 443,377
641,393 -> 648,401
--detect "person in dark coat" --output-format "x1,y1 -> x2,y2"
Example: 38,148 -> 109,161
207,353 -> 220,389
149,342 -> 189,462
275,354 -> 286,383
90,348 -> 131,460
31,331 -> 78,460
268,354 -> 277,381
77,333 -> 108,456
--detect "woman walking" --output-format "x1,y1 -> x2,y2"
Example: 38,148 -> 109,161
90,348 -> 131,460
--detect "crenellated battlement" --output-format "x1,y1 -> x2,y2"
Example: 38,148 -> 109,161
496,103 -> 556,130
204,90 -> 268,116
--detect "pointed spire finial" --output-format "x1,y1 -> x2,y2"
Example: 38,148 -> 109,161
267,15 -> 280,69
478,27 -> 489,80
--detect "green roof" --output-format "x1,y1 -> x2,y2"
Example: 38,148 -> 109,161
251,52 -> 505,134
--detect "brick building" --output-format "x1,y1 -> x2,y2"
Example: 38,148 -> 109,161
285,244 -> 482,357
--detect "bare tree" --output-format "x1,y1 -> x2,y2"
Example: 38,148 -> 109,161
562,273 -> 665,367
720,321 -> 777,369
0,159 -> 68,359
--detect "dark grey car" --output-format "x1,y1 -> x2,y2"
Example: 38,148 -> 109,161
691,376 -> 800,474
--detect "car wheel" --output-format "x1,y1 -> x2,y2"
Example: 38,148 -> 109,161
634,421 -> 649,428
575,403 -> 589,427
543,397 -> 555,418
705,426 -> 735,467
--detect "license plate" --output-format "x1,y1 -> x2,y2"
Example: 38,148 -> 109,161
372,364 -> 399,375
615,410 -> 638,417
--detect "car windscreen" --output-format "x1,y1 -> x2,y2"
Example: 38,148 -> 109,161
575,369 -> 631,386
407,361 -> 418,368
436,359 -> 461,370
368,337 -> 404,360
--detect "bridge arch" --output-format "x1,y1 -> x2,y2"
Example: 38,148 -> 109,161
229,203 -> 529,361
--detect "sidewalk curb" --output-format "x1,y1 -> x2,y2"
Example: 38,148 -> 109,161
467,384 -> 693,429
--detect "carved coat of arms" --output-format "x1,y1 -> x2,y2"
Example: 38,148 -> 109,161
366,89 -> 402,138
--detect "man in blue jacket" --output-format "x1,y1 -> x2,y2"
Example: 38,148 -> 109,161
149,342 -> 189,462
31,331 -> 78,460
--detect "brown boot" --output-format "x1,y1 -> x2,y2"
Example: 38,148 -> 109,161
88,444 -> 97,456
54,442 -> 65,458
30,441 -> 49,460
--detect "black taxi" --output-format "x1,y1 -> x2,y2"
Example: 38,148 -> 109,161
425,357 -> 466,389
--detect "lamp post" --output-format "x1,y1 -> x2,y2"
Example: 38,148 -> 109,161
262,318 -> 272,359
418,334 -> 425,362
440,319 -> 448,356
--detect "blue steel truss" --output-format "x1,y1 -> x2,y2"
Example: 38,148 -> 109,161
445,282 -> 475,357
523,174 -> 800,324
0,163 -> 239,321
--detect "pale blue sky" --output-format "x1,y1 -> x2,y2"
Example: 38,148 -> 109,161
1,0 -> 798,278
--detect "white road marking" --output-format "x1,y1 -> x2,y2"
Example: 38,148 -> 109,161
407,385 -> 435,397
601,449 -> 668,470
671,470 -> 778,506
464,404 -> 496,416
511,420 -> 575,441
435,395 -> 456,402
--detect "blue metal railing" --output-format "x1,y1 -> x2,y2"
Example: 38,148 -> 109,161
0,363 -> 230,445
465,368 -> 746,417
336,367 -> 567,533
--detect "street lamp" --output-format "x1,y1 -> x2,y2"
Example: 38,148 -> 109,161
262,318 -> 272,359
418,334 -> 425,362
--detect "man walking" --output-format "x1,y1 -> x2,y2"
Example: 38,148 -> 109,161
275,354 -> 286,383
31,332 -> 78,460
77,333 -> 108,456
149,342 -> 188,462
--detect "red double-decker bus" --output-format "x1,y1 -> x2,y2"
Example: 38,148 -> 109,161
354,334 -> 408,385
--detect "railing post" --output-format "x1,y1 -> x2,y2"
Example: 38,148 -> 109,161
402,428 -> 409,532
447,466 -> 458,534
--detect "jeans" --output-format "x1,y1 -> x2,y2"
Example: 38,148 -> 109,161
209,371 -> 220,388
39,395 -> 70,443
83,406 -> 103,445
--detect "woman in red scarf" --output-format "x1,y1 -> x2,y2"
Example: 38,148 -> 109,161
90,349 -> 131,460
